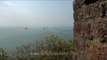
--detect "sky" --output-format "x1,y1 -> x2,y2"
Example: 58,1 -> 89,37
0,0 -> 73,27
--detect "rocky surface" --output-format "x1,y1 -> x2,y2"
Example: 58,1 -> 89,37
73,0 -> 107,60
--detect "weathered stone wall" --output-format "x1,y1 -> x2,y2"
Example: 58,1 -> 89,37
73,0 -> 107,60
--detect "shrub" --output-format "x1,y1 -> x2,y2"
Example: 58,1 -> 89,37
16,33 -> 73,60
0,48 -> 8,60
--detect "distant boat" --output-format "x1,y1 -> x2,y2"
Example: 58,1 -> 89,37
25,27 -> 28,30
43,27 -> 48,31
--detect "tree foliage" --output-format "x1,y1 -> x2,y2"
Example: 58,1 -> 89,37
16,33 -> 73,60
0,48 -> 8,60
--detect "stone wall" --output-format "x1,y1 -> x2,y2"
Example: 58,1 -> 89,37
73,0 -> 107,60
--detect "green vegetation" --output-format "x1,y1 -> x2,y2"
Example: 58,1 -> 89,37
0,33 -> 73,60
16,33 -> 73,60
0,48 -> 8,60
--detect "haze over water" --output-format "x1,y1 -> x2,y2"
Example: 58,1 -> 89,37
0,27 -> 73,54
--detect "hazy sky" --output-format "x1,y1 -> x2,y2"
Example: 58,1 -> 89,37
0,0 -> 73,27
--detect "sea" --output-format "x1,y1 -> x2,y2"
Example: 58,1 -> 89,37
0,27 -> 73,54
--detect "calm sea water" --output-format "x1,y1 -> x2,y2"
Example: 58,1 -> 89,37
0,27 -> 73,54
